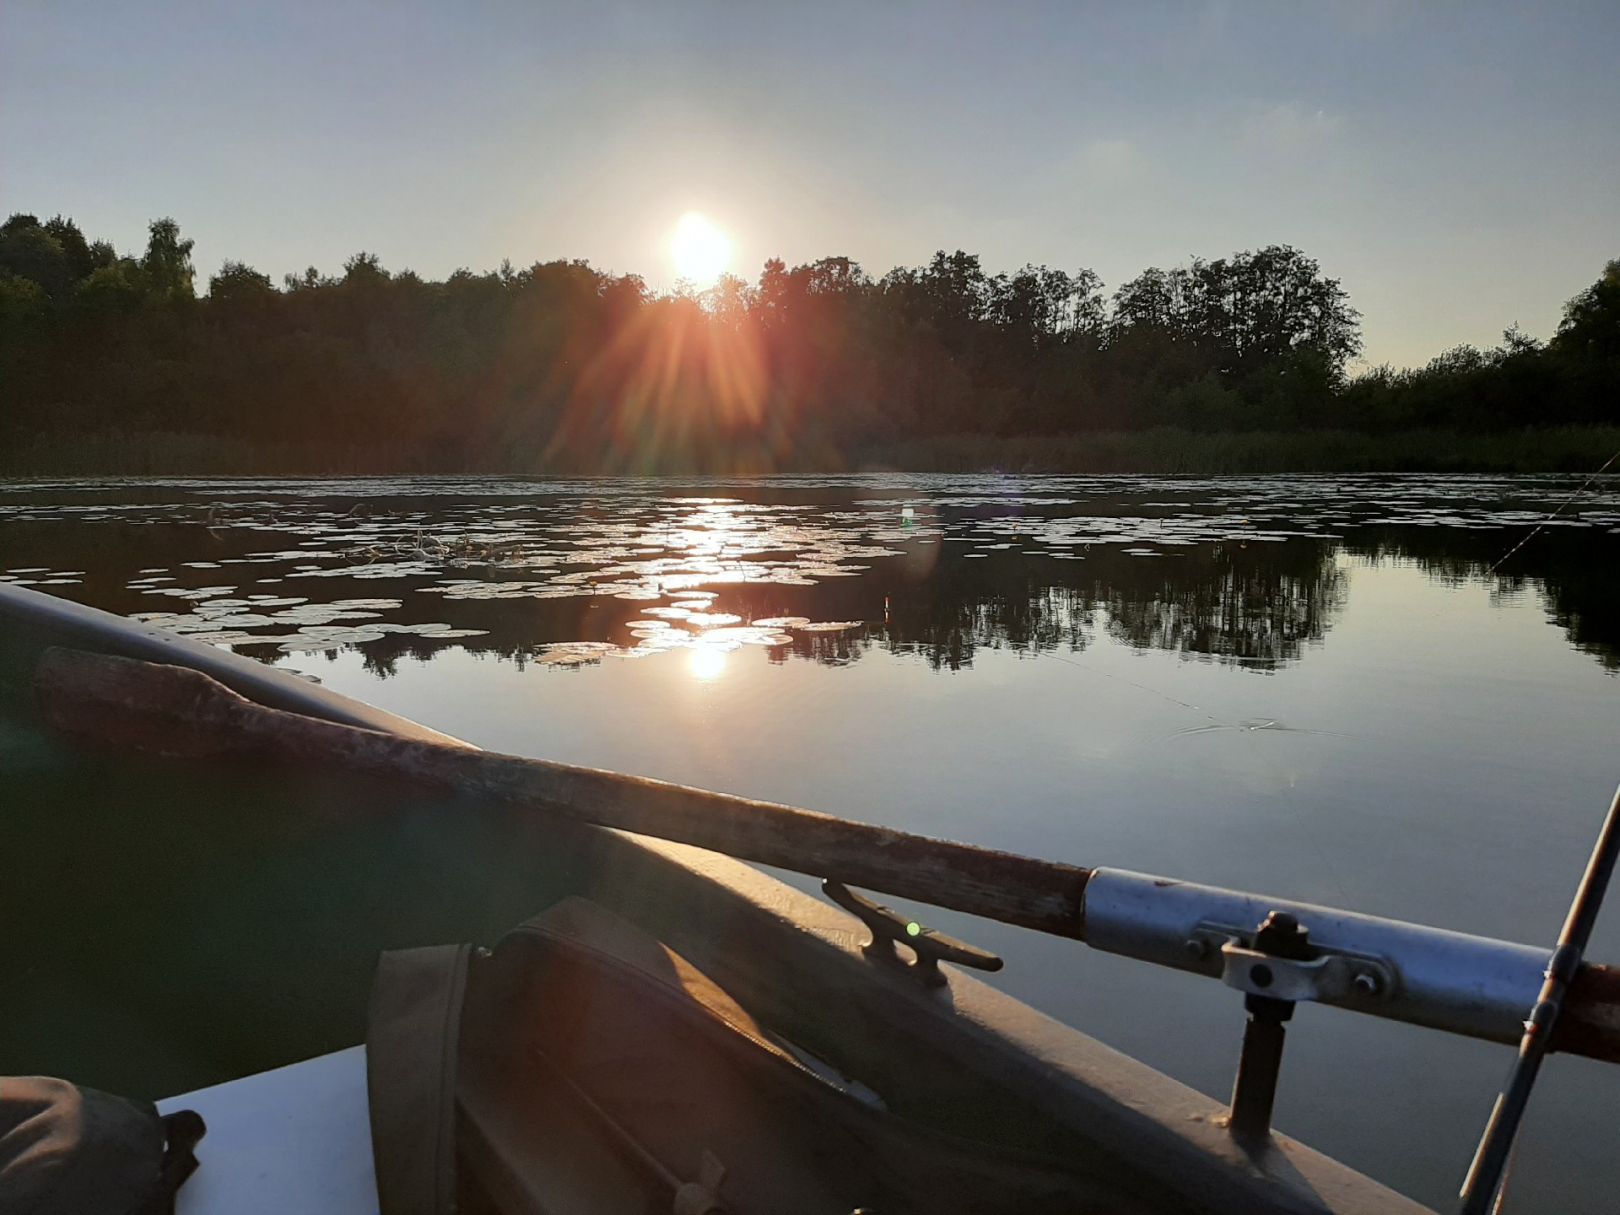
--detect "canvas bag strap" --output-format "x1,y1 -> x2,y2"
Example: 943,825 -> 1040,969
366,944 -> 472,1215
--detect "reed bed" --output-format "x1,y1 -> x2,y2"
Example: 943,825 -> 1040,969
4,425 -> 1618,477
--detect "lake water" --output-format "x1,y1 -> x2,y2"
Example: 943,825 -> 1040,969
3,473 -> 1618,1211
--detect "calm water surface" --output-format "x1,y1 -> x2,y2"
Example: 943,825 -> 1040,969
3,473 -> 1618,1211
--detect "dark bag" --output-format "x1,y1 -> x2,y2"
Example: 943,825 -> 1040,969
366,897 -> 1149,1215
0,1076 -> 204,1215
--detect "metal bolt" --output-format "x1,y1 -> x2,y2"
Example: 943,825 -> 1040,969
1254,910 -> 1313,960
1353,971 -> 1381,997
1184,937 -> 1208,961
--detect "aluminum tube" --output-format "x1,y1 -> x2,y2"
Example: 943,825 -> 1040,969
1082,869 -> 1551,1044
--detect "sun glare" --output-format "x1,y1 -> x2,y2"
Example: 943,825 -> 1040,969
669,212 -> 732,289
688,645 -> 729,682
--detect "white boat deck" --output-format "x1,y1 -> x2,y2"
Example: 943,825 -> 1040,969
158,1047 -> 378,1214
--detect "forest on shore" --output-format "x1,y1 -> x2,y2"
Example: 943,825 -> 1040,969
1,212 -> 1616,474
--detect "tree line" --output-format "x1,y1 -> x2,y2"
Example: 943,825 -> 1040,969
1,212 -> 1615,472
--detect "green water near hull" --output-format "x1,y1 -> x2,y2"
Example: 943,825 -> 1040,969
1,637 -> 592,1097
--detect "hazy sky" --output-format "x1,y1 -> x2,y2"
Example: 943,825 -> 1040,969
4,1 -> 1617,368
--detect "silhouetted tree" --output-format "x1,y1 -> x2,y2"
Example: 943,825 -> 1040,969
208,261 -> 275,306
141,218 -> 195,300
1555,260 -> 1620,363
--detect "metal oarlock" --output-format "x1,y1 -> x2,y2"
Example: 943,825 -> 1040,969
1224,911 -> 1314,1139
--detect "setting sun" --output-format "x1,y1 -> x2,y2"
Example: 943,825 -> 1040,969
669,212 -> 732,289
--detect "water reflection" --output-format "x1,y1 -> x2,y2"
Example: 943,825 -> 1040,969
1099,543 -> 1347,670
1354,526 -> 1620,673
688,646 -> 728,682
0,474 -> 1615,675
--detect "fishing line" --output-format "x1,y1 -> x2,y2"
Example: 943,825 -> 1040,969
1043,649 -> 1225,725
1486,445 -> 1620,574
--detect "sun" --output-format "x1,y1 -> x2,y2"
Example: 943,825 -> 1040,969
669,212 -> 732,289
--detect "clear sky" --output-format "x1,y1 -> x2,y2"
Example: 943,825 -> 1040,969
3,1 -> 1617,369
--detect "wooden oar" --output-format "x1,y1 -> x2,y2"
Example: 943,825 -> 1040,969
33,646 -> 1620,1067
34,646 -> 1091,937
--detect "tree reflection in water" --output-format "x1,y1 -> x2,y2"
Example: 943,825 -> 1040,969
0,477 -> 1614,677
1352,527 -> 1620,673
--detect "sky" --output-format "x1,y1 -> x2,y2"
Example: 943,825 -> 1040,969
3,0 -> 1617,369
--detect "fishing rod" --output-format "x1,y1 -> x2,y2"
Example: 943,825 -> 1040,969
34,647 -> 1620,1157
1456,782 -> 1620,1214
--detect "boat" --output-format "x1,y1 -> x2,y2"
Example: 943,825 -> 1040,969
2,579 -> 1616,1214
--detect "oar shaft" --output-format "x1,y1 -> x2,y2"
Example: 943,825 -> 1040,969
34,646 -> 1091,936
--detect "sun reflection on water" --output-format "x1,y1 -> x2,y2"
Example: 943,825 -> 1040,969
687,645 -> 729,682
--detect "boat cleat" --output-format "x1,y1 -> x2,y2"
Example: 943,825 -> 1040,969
822,879 -> 1003,988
